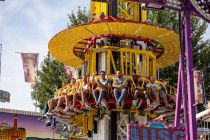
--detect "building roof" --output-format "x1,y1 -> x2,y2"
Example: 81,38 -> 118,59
0,108 -> 41,116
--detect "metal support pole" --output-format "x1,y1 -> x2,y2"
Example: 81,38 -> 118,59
174,61 -> 182,127
180,11 -> 190,140
183,2 -> 197,139
180,53 -> 190,140
174,12 -> 183,128
174,45 -> 190,140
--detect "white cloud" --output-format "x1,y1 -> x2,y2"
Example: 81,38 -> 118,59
204,26 -> 210,40
0,0 -> 89,111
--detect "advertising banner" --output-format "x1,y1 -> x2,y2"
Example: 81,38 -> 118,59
64,66 -> 79,80
21,53 -> 38,84
128,121 -> 185,140
0,110 -> 62,139
194,70 -> 205,104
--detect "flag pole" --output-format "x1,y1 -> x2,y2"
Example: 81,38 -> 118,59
0,44 -> 2,84
18,52 -> 39,112
35,53 -> 39,112
16,52 -> 39,54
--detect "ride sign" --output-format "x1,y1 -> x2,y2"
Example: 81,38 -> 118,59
0,90 -> 10,103
128,121 -> 185,140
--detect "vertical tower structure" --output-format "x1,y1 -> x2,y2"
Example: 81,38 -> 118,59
91,0 -> 147,21
11,114 -> 18,140
48,0 -> 184,139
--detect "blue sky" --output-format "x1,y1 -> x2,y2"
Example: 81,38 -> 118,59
0,0 -> 209,112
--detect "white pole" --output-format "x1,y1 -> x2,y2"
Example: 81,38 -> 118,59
0,44 -> 2,83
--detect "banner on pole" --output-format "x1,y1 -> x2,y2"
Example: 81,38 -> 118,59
21,53 -> 38,84
64,66 -> 79,81
128,121 -> 185,140
194,70 -> 205,104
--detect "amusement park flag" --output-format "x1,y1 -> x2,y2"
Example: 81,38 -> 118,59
64,66 -> 79,81
21,53 -> 39,84
194,70 -> 205,104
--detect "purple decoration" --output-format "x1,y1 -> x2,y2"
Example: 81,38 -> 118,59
190,0 -> 210,23
183,4 -> 197,139
134,0 -> 210,139
136,0 -> 210,23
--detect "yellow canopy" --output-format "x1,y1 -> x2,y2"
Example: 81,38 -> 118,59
49,20 -> 180,68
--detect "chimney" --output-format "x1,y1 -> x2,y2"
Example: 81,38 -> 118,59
11,114 -> 19,140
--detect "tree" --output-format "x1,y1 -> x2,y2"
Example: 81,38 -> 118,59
31,55 -> 67,109
31,7 -> 89,110
67,6 -> 89,27
148,10 -> 210,111
148,10 -> 209,81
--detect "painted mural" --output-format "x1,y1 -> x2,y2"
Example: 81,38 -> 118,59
0,111 -> 63,140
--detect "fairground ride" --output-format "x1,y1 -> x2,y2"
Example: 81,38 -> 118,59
47,0 -> 210,140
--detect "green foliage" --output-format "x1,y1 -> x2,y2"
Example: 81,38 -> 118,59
148,10 -> 179,32
149,10 -> 210,112
31,55 -> 67,109
31,7 -> 89,110
67,6 -> 89,27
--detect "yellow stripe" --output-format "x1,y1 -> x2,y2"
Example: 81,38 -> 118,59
125,52 -> 128,74
110,51 -> 117,73
107,50 -> 111,74
120,51 -> 124,74
146,54 -> 149,77
123,78 -> 127,86
135,53 -> 138,74
130,78 -> 136,88
129,51 -> 132,75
